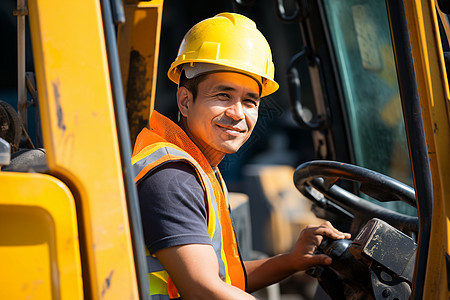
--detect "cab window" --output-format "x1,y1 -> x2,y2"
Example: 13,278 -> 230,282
323,0 -> 416,215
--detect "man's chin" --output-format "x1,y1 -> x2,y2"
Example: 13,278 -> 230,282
221,143 -> 245,155
215,136 -> 250,154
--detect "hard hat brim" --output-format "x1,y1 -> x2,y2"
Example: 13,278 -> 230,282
168,60 -> 279,98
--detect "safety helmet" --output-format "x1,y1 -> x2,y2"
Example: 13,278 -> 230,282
167,12 -> 279,97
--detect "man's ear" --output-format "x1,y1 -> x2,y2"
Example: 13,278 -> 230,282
177,87 -> 193,117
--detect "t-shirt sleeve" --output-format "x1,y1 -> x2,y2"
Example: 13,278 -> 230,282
137,161 -> 212,254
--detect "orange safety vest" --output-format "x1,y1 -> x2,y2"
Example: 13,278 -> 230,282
132,111 -> 246,299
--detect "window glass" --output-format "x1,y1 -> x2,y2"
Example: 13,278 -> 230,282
323,0 -> 416,215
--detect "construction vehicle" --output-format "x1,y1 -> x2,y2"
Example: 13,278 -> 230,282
0,0 -> 449,299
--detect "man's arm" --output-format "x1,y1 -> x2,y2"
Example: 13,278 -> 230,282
244,221 -> 351,293
156,244 -> 256,300
139,162 -> 256,299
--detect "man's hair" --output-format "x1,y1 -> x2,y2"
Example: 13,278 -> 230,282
178,70 -> 208,101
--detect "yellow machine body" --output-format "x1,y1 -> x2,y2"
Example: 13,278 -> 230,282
0,0 -> 449,299
0,173 -> 83,299
403,1 -> 450,298
1,0 -> 163,299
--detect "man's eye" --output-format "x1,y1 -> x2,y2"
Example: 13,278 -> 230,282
216,93 -> 230,99
244,99 -> 258,107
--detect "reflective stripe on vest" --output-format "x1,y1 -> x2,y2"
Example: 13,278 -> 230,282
133,142 -> 244,299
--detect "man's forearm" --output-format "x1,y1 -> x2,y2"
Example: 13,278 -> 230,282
157,244 -> 257,299
244,253 -> 297,293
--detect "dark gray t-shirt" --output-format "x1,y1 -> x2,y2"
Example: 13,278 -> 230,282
137,161 -> 213,254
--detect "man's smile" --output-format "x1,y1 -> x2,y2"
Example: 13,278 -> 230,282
215,123 -> 247,136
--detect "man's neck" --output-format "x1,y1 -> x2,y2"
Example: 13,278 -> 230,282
179,119 -> 225,167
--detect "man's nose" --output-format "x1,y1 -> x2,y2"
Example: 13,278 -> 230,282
225,101 -> 245,120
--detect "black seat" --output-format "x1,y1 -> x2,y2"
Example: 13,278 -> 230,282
2,148 -> 48,173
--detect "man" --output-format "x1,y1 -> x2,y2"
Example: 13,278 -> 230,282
132,12 -> 350,299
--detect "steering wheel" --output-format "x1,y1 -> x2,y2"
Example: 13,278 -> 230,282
293,160 -> 418,235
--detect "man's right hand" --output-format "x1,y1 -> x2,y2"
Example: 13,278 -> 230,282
288,221 -> 351,271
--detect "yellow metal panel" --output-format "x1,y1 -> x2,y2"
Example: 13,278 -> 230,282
403,0 -> 450,299
27,0 -> 139,298
0,172 -> 83,299
118,0 -> 164,144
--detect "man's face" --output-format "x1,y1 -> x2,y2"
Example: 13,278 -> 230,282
178,72 -> 260,166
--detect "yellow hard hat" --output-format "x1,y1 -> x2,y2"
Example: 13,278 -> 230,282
167,12 -> 279,97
